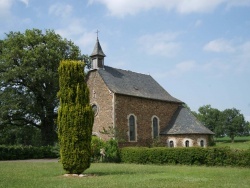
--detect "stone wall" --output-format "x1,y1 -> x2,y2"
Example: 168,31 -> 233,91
162,134 -> 210,147
114,94 -> 180,147
86,70 -> 114,141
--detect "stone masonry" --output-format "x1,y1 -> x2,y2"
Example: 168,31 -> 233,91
115,94 -> 180,147
86,70 -> 114,141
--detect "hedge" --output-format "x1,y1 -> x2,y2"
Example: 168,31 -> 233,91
0,145 -> 59,160
2,145 -> 250,168
120,147 -> 250,167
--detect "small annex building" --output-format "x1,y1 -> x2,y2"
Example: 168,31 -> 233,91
86,37 -> 214,147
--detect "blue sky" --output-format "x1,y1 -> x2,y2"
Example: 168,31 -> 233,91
1,0 -> 250,121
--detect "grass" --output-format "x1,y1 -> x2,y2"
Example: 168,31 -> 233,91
0,161 -> 250,188
215,136 -> 250,150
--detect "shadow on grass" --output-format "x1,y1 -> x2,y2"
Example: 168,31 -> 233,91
85,163 -> 162,177
86,168 -> 138,176
86,171 -> 137,176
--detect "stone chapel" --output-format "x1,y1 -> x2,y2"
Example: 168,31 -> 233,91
86,37 -> 214,147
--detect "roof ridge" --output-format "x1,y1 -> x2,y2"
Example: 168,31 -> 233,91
104,65 -> 150,76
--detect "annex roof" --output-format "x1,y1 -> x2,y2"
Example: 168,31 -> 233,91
161,106 -> 215,135
97,66 -> 182,103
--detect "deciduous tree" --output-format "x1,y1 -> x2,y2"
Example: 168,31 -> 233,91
0,29 -> 80,145
196,105 -> 223,137
221,108 -> 247,142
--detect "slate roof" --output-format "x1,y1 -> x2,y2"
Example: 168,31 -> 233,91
97,66 -> 182,103
161,106 -> 215,135
90,38 -> 106,57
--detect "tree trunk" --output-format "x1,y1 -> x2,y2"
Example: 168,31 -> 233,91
41,114 -> 57,146
231,136 -> 235,143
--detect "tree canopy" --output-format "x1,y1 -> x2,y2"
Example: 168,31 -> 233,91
0,29 -> 81,145
220,108 -> 248,142
195,105 -> 249,142
196,105 -> 223,137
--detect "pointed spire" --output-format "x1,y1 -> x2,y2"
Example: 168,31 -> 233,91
90,37 -> 106,57
90,31 -> 106,69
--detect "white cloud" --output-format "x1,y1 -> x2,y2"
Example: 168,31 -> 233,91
78,32 -> 98,53
203,39 -> 250,73
202,38 -> 250,76
153,37 -> 250,80
0,0 -> 14,19
234,41 -> 250,72
202,59 -> 231,76
153,60 -> 197,79
168,60 -> 197,77
239,41 -> 250,58
203,38 -> 235,53
19,0 -> 29,6
55,19 -> 98,53
88,0 -> 250,17
138,32 -> 181,57
49,3 -> 99,54
0,0 -> 29,21
227,0 -> 250,8
176,0 -> 225,14
176,61 -> 196,72
49,3 -> 73,18
0,0 -> 13,7
56,19 -> 85,37
88,0 -> 157,17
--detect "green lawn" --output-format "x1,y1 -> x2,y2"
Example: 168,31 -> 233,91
215,136 -> 250,150
0,161 -> 249,188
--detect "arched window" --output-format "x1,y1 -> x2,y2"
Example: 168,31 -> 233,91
200,140 -> 204,147
185,140 -> 189,147
198,138 -> 206,147
152,116 -> 159,139
129,115 -> 136,141
169,140 -> 174,148
91,104 -> 98,116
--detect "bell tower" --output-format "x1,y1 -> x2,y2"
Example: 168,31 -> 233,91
90,31 -> 106,69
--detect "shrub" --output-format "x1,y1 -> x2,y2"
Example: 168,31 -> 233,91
103,139 -> 121,163
91,137 -> 105,162
0,145 -> 59,160
120,147 -> 250,167
0,126 -> 43,146
91,138 -> 121,163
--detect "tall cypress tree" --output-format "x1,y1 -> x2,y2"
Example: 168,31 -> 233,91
57,60 -> 94,174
